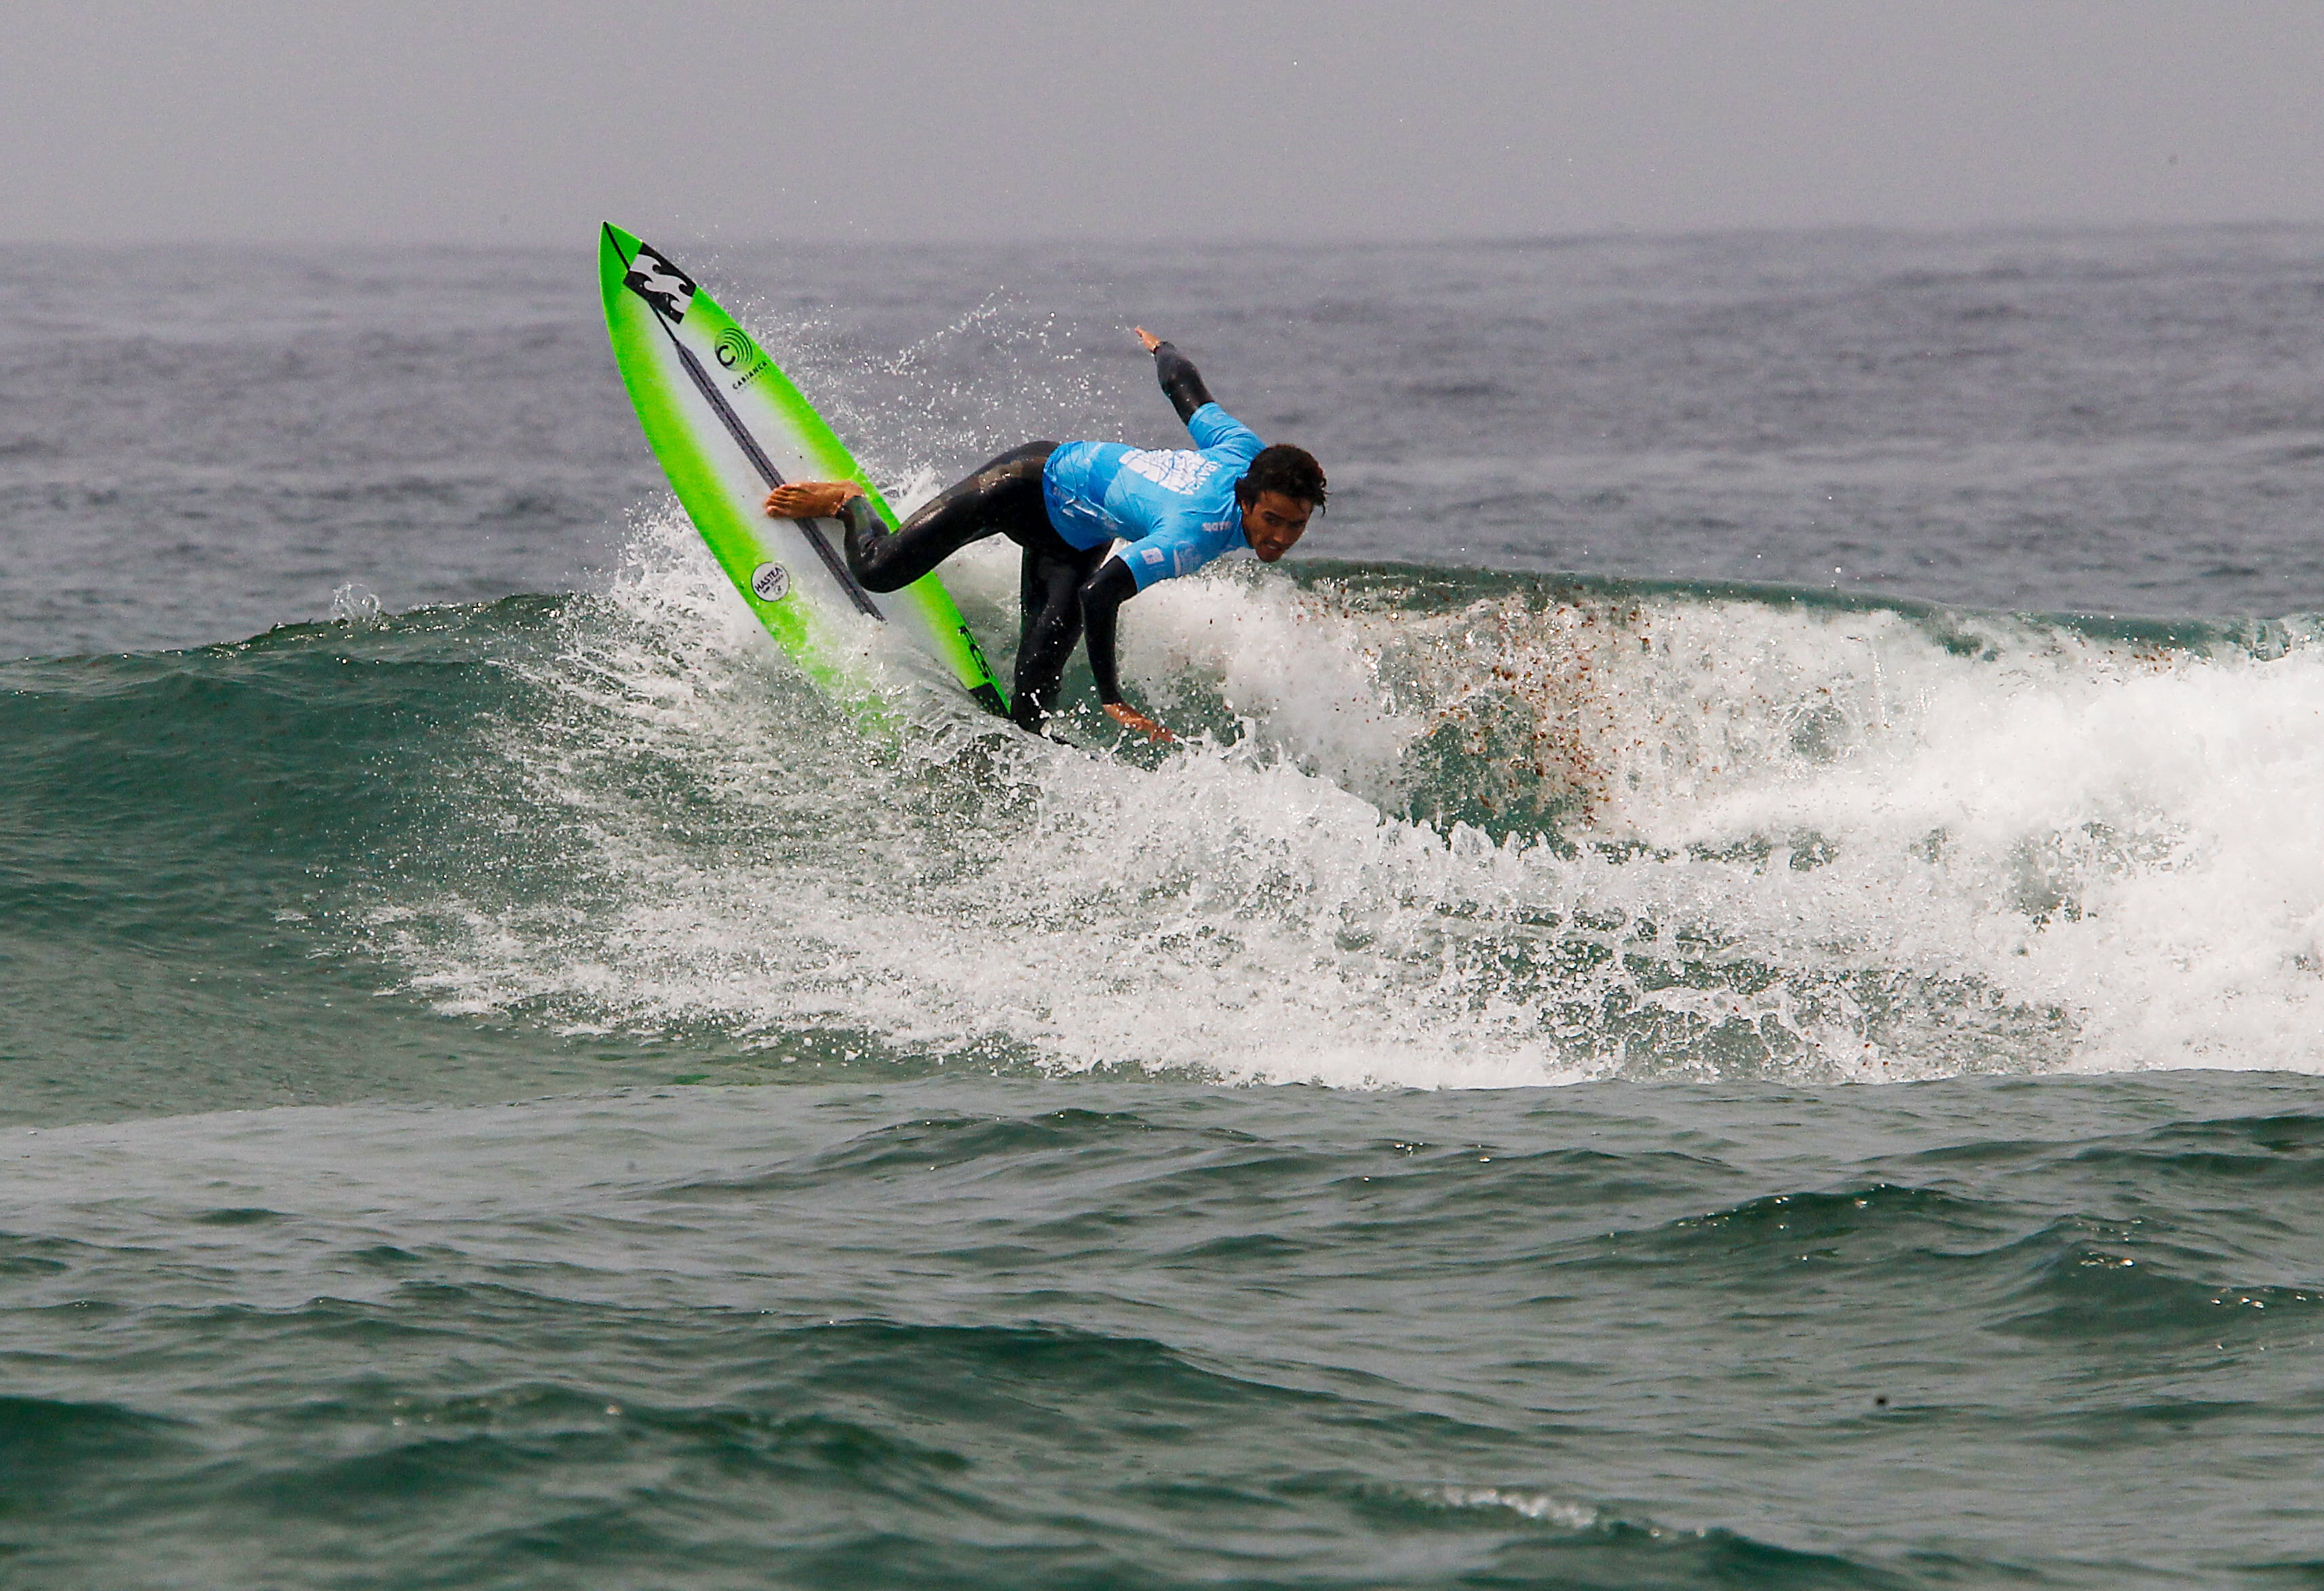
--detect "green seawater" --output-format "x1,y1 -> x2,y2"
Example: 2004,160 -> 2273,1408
14,228 -> 2324,1586
6,578 -> 2324,1586
9,1076 -> 2324,1588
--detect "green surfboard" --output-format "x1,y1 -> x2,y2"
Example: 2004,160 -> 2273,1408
598,224 -> 1007,718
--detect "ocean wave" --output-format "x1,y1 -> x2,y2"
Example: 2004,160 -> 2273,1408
376,515 -> 2324,1084
14,513 -> 2324,1088
7,1073 -> 2321,1584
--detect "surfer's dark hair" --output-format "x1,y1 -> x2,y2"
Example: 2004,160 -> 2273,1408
1237,444 -> 1328,512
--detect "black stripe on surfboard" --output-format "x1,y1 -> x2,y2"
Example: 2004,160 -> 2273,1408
610,229 -> 884,621
665,333 -> 883,620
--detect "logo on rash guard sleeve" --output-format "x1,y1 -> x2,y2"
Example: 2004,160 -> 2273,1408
623,244 -> 697,322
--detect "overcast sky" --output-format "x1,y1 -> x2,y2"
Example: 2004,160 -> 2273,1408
6,0 -> 2321,246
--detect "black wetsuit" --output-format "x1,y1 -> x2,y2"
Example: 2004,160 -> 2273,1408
839,343 -> 1220,733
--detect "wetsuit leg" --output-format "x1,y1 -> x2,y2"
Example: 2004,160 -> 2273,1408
844,441 -> 1056,593
1011,533 -> 1111,733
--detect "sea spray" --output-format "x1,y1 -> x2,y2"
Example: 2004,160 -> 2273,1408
352,512 -> 2324,1086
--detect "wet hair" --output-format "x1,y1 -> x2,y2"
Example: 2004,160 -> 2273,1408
1236,444 -> 1328,512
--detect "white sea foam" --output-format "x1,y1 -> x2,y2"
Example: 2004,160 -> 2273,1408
364,510 -> 2324,1088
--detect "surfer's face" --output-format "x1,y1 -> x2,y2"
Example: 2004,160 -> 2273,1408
1241,491 -> 1313,561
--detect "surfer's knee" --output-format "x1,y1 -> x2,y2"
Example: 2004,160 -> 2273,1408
851,558 -> 911,594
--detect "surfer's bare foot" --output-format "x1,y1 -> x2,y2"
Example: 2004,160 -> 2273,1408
1105,702 -> 1177,744
1134,326 -> 1163,353
763,481 -> 861,520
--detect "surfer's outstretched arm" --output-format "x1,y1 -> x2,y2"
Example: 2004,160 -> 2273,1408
1080,559 -> 1174,742
1134,327 -> 1216,429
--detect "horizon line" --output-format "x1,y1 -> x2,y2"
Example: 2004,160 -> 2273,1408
10,215 -> 2324,254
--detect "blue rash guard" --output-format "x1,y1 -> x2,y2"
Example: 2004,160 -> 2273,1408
1041,402 -> 1266,590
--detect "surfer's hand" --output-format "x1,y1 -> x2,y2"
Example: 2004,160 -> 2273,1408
763,482 -> 861,520
1134,327 -> 1163,354
1105,702 -> 1177,743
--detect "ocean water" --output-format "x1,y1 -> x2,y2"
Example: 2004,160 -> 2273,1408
6,226 -> 2324,1586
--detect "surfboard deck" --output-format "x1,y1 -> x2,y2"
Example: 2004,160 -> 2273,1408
598,224 -> 1008,718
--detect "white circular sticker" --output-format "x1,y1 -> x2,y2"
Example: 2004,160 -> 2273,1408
749,562 -> 791,602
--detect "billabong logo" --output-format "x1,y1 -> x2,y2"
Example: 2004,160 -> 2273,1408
749,562 -> 792,602
622,243 -> 696,322
714,328 -> 755,369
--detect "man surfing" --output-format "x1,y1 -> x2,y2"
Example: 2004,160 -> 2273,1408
763,330 -> 1325,742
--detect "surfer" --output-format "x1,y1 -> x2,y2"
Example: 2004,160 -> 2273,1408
762,330 -> 1325,741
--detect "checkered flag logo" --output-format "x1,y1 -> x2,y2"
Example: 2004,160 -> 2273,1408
623,244 -> 697,322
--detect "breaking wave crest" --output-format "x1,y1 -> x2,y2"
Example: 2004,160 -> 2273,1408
350,510 -> 2324,1086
